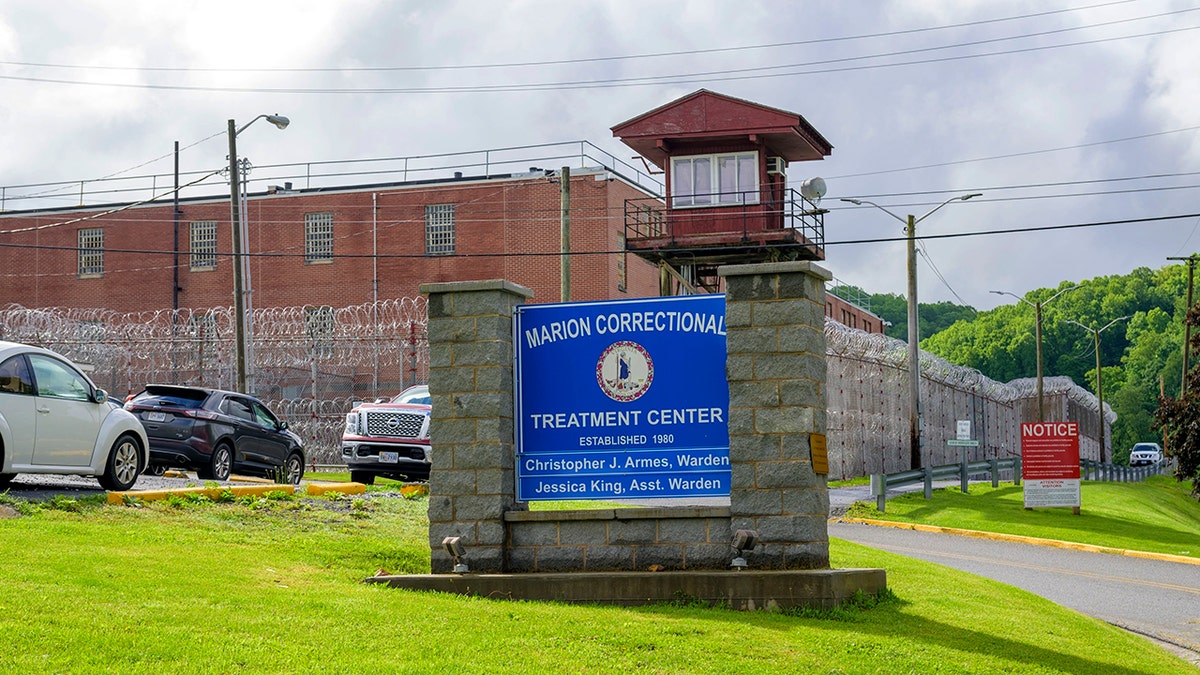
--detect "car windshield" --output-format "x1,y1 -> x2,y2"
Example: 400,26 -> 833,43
1132,444 -> 1158,452
391,387 -> 430,405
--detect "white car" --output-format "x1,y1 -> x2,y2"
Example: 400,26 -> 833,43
1128,442 -> 1163,467
0,341 -> 148,491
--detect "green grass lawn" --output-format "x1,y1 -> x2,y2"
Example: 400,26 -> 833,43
846,475 -> 1200,559
0,487 -> 1194,673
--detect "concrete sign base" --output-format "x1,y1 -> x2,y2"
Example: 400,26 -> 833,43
365,567 -> 887,610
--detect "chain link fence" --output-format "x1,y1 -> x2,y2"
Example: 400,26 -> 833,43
826,321 -> 1110,481
0,298 -> 428,464
1,299 -> 1106,476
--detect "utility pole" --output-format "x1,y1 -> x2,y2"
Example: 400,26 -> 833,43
991,285 -> 1078,423
228,120 -> 247,393
905,213 -> 921,470
1168,255 -> 1197,396
172,141 -> 182,384
841,192 -> 981,469
1066,316 -> 1129,463
560,166 -> 571,303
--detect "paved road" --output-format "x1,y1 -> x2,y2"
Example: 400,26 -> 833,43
830,520 -> 1200,666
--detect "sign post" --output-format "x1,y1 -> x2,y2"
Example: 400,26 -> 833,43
1021,422 -> 1081,513
514,295 -> 730,501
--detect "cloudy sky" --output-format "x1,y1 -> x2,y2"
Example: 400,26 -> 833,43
2,0 -> 1198,311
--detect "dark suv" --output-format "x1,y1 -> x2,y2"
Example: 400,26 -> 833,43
125,384 -> 305,483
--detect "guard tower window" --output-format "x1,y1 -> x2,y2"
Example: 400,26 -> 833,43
671,152 -> 759,208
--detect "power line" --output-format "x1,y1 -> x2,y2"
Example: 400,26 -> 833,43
917,245 -> 971,306
1,22 -> 1195,95
4,211 -> 1198,259
832,211 -> 1200,246
0,0 -> 1145,75
831,127 -> 1200,180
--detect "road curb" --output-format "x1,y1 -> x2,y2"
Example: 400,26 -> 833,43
835,517 -> 1200,566
106,481 -> 366,504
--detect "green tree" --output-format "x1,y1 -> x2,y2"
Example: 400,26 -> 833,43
848,291 -> 977,341
1153,304 -> 1200,499
921,266 -> 1187,457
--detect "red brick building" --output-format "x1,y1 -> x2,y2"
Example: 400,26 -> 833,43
0,166 -> 661,312
825,293 -> 886,334
1,90 -> 840,315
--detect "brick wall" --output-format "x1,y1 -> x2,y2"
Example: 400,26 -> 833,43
0,170 -> 659,312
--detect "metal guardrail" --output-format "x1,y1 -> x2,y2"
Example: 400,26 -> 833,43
869,458 -> 1022,513
869,457 -> 1173,512
1080,458 -> 1171,482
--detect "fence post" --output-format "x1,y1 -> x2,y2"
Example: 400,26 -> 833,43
924,465 -> 933,500
1013,457 -> 1021,485
990,458 -> 999,487
960,453 -> 969,494
871,473 -> 886,513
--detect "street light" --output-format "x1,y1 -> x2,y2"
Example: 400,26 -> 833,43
990,285 -> 1079,422
841,193 -> 982,469
228,114 -> 289,394
1064,316 -> 1129,463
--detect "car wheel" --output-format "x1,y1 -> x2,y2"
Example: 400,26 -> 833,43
0,472 -> 15,487
350,470 -> 375,486
99,434 -> 142,491
199,444 -> 233,481
145,464 -> 166,477
284,453 -> 304,485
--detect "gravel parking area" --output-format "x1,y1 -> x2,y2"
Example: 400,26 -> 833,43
2,472 -> 256,501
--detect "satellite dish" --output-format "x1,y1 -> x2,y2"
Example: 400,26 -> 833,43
800,177 -> 827,203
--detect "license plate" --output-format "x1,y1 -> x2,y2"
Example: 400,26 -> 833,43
148,412 -> 166,422
379,451 -> 399,463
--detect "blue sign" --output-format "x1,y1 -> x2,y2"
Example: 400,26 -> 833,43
514,295 -> 729,501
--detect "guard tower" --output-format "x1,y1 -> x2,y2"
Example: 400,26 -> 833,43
612,90 -> 832,294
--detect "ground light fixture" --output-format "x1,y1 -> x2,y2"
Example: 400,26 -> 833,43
839,193 -> 982,469
442,536 -> 468,574
730,529 -> 759,570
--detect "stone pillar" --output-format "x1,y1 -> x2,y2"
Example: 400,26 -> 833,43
719,261 -> 832,569
420,279 -> 533,573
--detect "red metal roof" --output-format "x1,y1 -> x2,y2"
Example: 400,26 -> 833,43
611,89 -> 833,168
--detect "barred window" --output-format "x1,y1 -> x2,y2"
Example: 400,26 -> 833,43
305,212 -> 334,263
425,204 -> 455,255
78,228 -> 104,277
305,305 -> 336,357
190,220 -> 217,271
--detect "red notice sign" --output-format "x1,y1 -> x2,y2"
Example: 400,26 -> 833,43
1021,422 -> 1081,508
